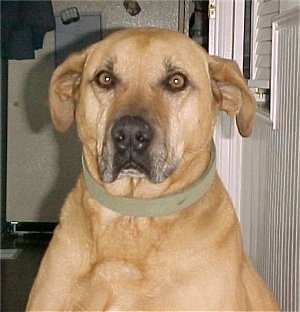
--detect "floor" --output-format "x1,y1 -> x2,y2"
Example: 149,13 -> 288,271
1,233 -> 52,312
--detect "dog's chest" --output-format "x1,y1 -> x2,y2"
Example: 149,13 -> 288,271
88,250 -> 196,310
86,229 -> 208,310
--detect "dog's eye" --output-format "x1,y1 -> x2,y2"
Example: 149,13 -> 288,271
94,71 -> 115,89
167,73 -> 187,92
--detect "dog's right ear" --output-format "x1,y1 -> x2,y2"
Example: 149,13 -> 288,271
49,50 -> 87,132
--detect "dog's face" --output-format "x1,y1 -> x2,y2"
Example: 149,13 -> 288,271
49,28 -> 255,195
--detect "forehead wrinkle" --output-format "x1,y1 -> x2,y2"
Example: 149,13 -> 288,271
164,57 -> 188,76
98,57 -> 118,74
103,57 -> 116,71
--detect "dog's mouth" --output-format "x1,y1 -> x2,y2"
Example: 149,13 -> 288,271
99,146 -> 172,184
113,154 -> 152,180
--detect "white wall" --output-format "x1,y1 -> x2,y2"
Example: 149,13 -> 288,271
280,0 -> 300,12
240,6 -> 300,311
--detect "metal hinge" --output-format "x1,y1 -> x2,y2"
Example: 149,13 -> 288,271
248,80 -> 270,111
250,87 -> 270,111
208,0 -> 216,19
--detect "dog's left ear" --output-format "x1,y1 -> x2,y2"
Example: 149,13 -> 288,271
208,55 -> 256,137
48,50 -> 88,132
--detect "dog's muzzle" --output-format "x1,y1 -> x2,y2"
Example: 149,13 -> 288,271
99,115 -> 172,183
111,115 -> 153,176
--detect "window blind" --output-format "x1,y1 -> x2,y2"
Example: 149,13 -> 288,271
249,0 -> 279,89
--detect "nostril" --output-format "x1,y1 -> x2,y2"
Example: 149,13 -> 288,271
111,128 -> 127,151
114,131 -> 125,142
135,130 -> 151,150
135,131 -> 147,142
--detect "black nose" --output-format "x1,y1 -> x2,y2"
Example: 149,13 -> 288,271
111,116 -> 153,153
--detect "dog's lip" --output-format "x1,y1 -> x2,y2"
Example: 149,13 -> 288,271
117,161 -> 149,178
118,168 -> 147,179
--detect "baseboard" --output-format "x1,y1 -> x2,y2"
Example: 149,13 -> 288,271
5,222 -> 57,234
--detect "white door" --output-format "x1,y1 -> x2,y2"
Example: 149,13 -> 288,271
209,0 -> 246,216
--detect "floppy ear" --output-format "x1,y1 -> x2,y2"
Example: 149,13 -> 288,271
48,50 -> 87,132
208,55 -> 256,137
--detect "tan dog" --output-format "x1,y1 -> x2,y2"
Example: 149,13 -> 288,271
27,28 -> 279,311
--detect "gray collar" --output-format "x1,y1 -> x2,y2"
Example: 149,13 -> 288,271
82,141 -> 216,217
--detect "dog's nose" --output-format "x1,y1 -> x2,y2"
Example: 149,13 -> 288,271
111,116 -> 153,153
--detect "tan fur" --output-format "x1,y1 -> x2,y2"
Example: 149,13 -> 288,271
26,28 -> 279,311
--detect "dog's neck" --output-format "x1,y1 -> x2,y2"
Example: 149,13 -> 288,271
82,142 -> 216,217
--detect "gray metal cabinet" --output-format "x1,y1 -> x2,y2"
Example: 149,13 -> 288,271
6,0 -> 184,223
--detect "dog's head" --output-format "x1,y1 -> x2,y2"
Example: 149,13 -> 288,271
49,28 -> 255,196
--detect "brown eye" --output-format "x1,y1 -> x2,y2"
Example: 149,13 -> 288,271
95,71 -> 115,89
167,73 -> 187,92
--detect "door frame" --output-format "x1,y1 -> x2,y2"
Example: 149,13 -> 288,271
209,0 -> 246,216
